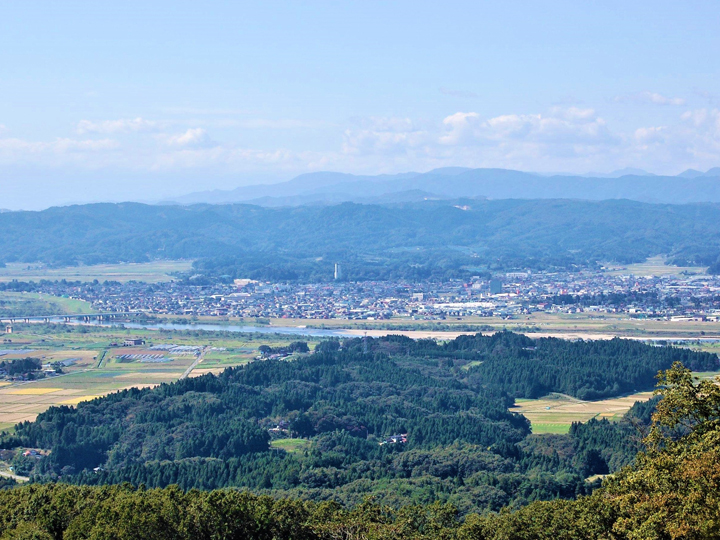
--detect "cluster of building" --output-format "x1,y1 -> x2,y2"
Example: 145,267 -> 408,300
7,269 -> 720,322
378,433 -> 408,445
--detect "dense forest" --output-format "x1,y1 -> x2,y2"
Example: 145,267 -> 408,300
0,363 -> 718,539
1,332 -> 715,514
2,200 -> 720,279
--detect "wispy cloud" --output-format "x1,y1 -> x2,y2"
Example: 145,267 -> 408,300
77,117 -> 159,134
161,107 -> 250,116
0,137 -> 118,153
163,128 -> 217,149
615,91 -> 685,106
2,105 -> 720,181
439,87 -> 478,99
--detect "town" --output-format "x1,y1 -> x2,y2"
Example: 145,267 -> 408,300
3,267 -> 720,323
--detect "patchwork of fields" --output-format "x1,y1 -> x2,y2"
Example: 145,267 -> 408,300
0,261 -> 193,283
0,325 -> 306,430
0,323 -> 718,437
511,391 -> 656,434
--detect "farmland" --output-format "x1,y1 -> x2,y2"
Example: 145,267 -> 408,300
0,324 -> 317,428
1,320 -> 718,438
602,255 -> 707,276
511,391 -> 656,434
0,260 -> 193,284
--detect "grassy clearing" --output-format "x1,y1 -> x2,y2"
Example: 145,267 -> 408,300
37,294 -> 96,314
461,360 -> 483,371
531,423 -> 571,434
512,390 -> 655,432
270,438 -> 312,453
0,291 -> 95,316
0,261 -> 193,284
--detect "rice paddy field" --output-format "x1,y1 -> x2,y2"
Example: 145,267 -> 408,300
602,255 -> 707,277
0,260 -> 193,284
511,391 -> 657,434
511,366 -> 720,434
1,321 -> 718,437
0,324 -> 317,428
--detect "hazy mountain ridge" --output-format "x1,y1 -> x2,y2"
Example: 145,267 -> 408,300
1,199 -> 720,279
169,167 -> 720,206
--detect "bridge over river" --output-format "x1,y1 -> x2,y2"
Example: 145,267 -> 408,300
0,312 -> 144,324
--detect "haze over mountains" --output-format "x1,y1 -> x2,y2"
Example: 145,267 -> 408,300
169,167 -> 720,207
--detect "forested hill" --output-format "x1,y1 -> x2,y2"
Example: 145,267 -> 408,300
0,363 -> 717,539
2,199 -> 720,278
2,332 -> 715,513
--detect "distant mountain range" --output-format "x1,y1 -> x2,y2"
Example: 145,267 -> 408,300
166,167 -> 720,206
2,199 -> 720,278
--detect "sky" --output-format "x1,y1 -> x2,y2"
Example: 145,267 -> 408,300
1,1 -> 719,209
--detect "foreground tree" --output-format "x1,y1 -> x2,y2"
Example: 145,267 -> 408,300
460,362 -> 720,540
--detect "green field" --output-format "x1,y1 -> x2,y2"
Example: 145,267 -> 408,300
270,438 -> 312,453
0,260 -> 193,283
0,291 -> 96,317
530,423 -> 571,434
511,391 -> 656,432
603,255 -> 707,277
0,324 -> 322,426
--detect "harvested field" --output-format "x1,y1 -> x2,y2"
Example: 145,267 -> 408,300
512,391 -> 655,433
8,388 -> 63,395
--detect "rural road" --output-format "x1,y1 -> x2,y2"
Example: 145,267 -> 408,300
179,346 -> 208,380
0,470 -> 29,482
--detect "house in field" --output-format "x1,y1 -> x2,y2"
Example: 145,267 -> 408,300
123,338 -> 145,346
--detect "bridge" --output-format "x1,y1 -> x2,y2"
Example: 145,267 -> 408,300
0,312 -> 145,324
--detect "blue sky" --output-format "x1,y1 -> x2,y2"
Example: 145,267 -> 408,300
1,1 -> 719,209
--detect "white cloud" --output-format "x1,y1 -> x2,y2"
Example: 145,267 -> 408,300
0,137 -> 118,154
77,117 -> 158,134
634,126 -> 668,146
342,117 -> 431,156
0,137 -> 120,170
3,105 -> 720,184
615,91 -> 685,106
163,128 -> 217,148
439,108 -> 614,148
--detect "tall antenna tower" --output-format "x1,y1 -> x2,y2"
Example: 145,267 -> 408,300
363,331 -> 368,354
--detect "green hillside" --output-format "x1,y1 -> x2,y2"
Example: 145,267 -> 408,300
1,200 -> 720,279
0,362 -> 717,539
2,332 -> 716,514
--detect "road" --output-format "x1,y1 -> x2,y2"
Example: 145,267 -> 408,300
179,346 -> 208,380
0,470 -> 29,482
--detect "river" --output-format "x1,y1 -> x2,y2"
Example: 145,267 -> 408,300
35,318 -> 353,337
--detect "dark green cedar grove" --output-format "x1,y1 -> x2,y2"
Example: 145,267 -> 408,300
0,364 -> 719,540
1,332 -> 716,513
